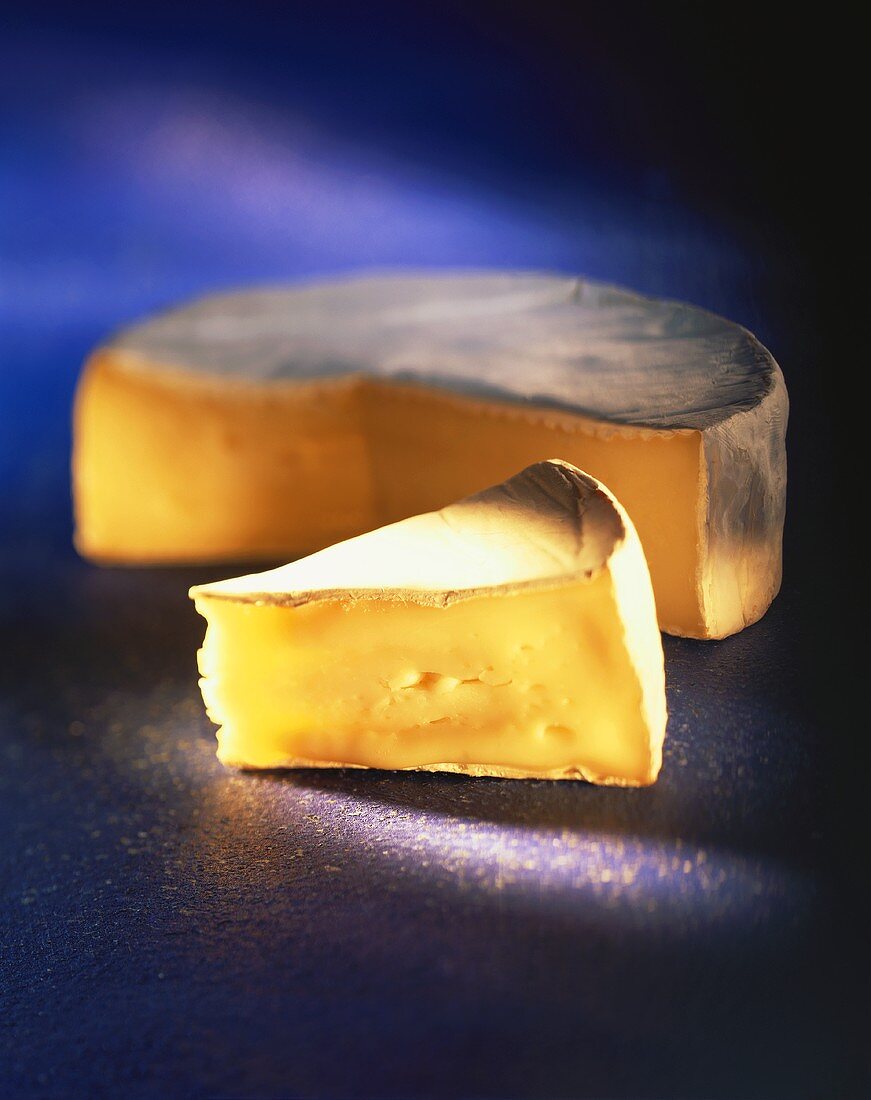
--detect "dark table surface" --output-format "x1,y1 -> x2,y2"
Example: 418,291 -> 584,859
0,9 -> 858,1099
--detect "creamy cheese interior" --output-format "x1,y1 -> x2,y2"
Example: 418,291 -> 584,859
195,579 -> 660,785
76,363 -> 703,636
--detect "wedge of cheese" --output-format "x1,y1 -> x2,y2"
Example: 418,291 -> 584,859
74,272 -> 788,639
190,460 -> 666,785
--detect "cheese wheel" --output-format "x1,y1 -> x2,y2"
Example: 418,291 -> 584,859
73,272 -> 788,638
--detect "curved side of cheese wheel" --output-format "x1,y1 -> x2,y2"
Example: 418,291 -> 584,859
700,369 -> 788,637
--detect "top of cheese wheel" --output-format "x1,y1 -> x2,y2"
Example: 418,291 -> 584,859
190,460 -> 626,608
105,271 -> 779,431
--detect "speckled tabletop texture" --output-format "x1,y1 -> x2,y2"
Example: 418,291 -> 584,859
0,549 -> 851,1098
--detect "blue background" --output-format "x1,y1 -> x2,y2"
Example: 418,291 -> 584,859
0,4 -> 857,1098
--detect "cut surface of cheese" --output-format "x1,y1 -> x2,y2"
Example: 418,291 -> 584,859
74,271 -> 788,638
191,461 -> 667,785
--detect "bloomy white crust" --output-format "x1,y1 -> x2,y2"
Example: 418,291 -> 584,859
220,754 -> 654,787
700,356 -> 788,637
190,460 -> 625,607
107,271 -> 780,432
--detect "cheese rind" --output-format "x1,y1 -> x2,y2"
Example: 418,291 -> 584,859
75,272 -> 788,639
191,461 -> 667,785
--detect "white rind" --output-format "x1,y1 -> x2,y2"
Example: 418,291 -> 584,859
701,355 -> 788,637
191,460 -> 625,607
107,271 -> 780,432
218,754 -> 652,787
